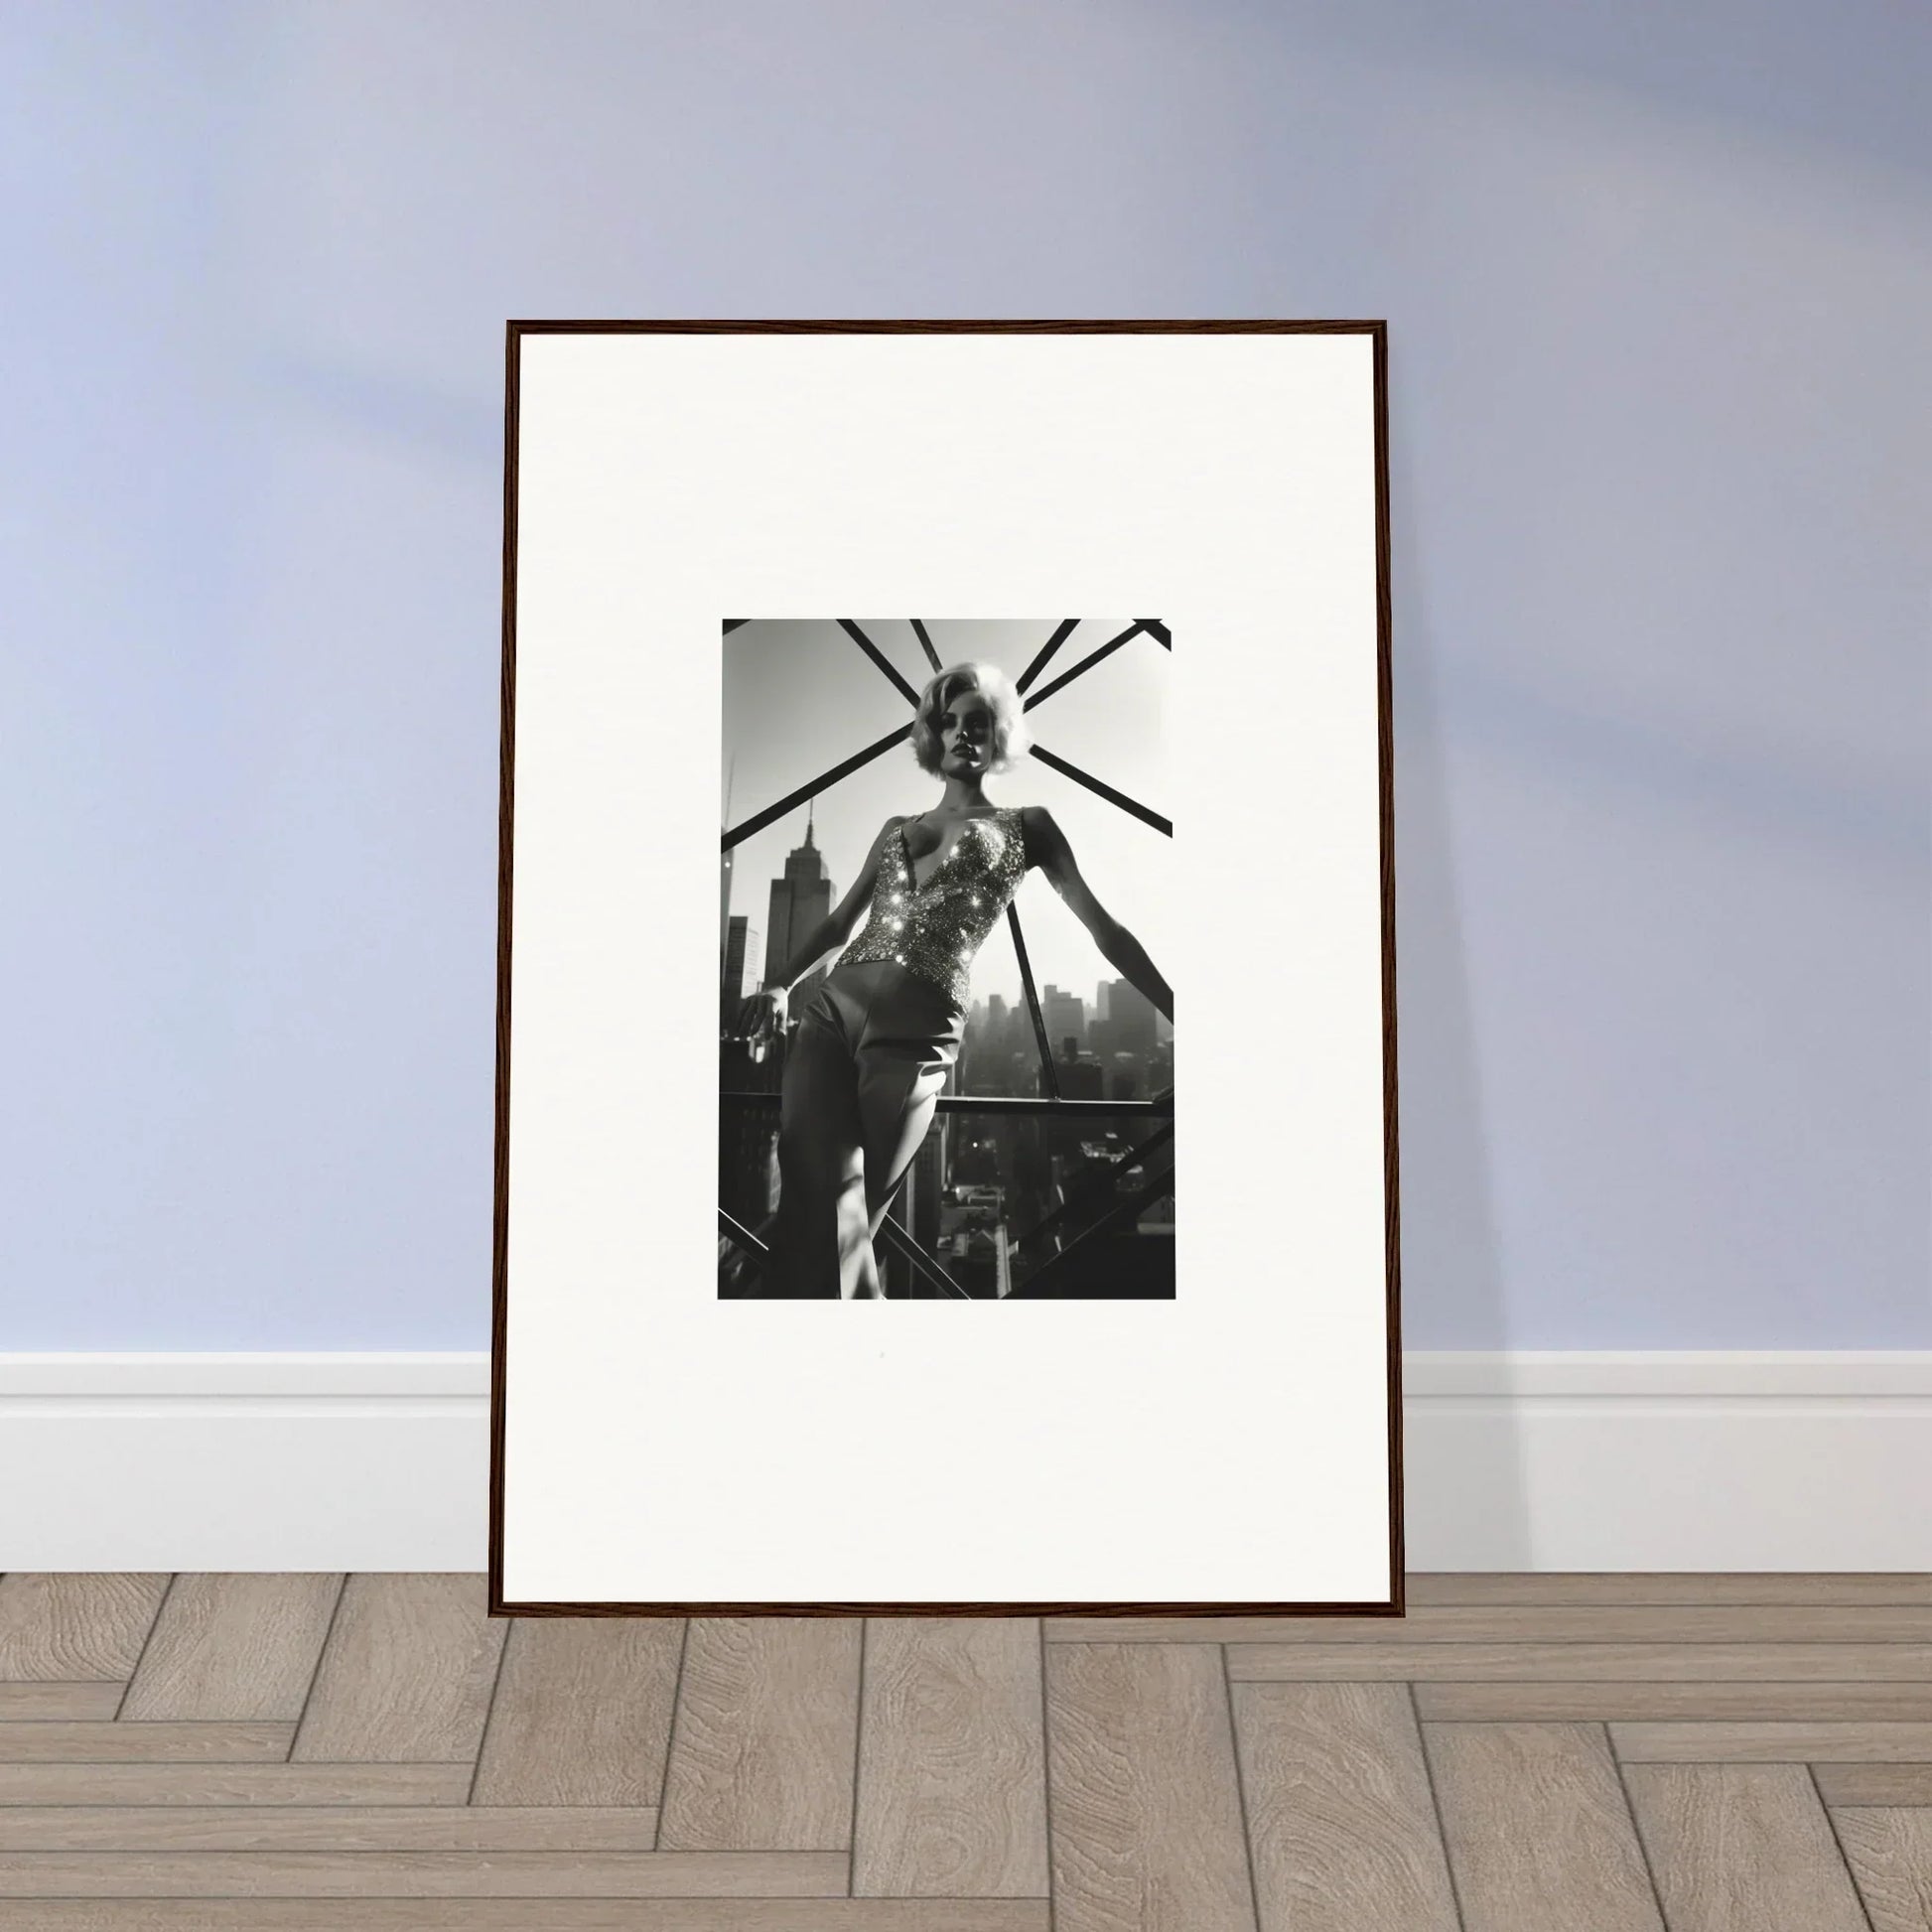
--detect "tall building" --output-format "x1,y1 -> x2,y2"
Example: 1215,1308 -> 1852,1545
722,752 -> 739,972
1106,979 -> 1158,1059
764,810 -> 835,1013
1041,984 -> 1085,1054
1148,1037 -> 1174,1101
964,994 -> 1012,1096
1054,1049 -> 1105,1103
721,914 -> 750,1023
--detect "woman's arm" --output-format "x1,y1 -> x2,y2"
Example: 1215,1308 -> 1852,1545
1021,805 -> 1173,1022
763,815 -> 904,996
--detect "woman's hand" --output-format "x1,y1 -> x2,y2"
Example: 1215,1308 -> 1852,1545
735,987 -> 787,1039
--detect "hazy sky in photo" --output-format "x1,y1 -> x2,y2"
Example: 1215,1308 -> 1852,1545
722,619 -> 1173,1013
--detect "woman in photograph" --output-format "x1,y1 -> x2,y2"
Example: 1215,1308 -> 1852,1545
735,660 -> 1173,1299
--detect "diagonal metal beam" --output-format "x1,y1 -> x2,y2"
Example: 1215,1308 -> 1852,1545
1015,620 -> 1081,694
719,1208 -> 768,1258
1028,745 -> 1172,837
1140,619 -> 1171,648
722,620 -> 750,634
1014,1161 -> 1175,1295
908,619 -> 942,672
876,1216 -> 973,1299
1011,1119 -> 1175,1258
838,620 -> 920,705
1023,621 -> 1153,711
722,723 -> 911,851
1007,902 -> 1061,1100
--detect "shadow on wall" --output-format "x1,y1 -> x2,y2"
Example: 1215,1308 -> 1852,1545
1388,397 -> 1533,1570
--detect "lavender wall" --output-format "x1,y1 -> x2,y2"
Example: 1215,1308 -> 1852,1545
5,0 -> 1927,1346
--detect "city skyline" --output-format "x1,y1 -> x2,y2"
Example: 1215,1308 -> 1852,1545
721,619 -> 1173,1013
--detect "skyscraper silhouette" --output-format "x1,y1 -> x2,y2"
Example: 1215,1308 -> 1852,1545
764,808 -> 835,1014
721,914 -> 750,1024
720,753 -> 738,985
1106,978 -> 1158,1058
1041,984 -> 1086,1054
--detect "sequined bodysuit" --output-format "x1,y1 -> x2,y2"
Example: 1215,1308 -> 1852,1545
837,806 -> 1029,1010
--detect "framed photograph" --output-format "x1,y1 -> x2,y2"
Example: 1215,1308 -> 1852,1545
492,321 -> 1399,1614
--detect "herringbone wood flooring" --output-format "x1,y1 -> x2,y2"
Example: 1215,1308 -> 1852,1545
0,1574 -> 1929,1927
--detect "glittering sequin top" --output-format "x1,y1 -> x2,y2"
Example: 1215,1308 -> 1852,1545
838,806 -> 1029,1010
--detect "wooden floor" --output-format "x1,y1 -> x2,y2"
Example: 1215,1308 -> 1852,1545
0,1576 -> 1929,1928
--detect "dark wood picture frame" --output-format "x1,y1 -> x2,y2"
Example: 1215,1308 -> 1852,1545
488,320 -> 1400,1619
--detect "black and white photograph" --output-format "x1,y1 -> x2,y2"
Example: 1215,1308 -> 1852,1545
717,619 -> 1174,1301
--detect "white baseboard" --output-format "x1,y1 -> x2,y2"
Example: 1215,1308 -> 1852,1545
1402,1351 -> 1932,1573
4,1352 -> 1929,1574
0,1355 -> 486,1574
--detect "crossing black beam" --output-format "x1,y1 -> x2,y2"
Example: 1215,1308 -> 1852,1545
722,723 -> 911,852
837,619 -> 920,705
1023,621 -> 1153,710
1028,745 -> 1172,837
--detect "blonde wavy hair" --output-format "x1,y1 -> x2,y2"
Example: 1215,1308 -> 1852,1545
909,661 -> 1032,776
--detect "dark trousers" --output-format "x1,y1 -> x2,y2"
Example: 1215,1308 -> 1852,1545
761,961 -> 964,1298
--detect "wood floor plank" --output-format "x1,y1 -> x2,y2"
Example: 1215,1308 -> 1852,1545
1042,1641 -> 1254,1932
1423,1722 -> 1664,1930
0,1762 -> 473,1805
1229,1641 -> 1932,1682
470,1615 -> 682,1807
1231,1681 -> 1458,1931
1614,1720 -> 1932,1762
1056,1605 -> 1932,1643
0,1722 -> 292,1762
0,1808 -> 659,1851
0,1849 -> 847,1896
0,1683 -> 122,1721
1814,1762 -> 1932,1805
1623,1763 -> 1869,1931
656,1618 -> 863,1852
0,1902 -> 1051,1931
853,1617 -> 1047,1899
1408,1573 -> 1932,1606
1831,1807 -> 1932,1932
0,1577 -> 170,1680
9,1570 -> 1922,1931
1419,1680 -> 1932,1721
121,1576 -> 341,1723
290,1575 -> 503,1763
